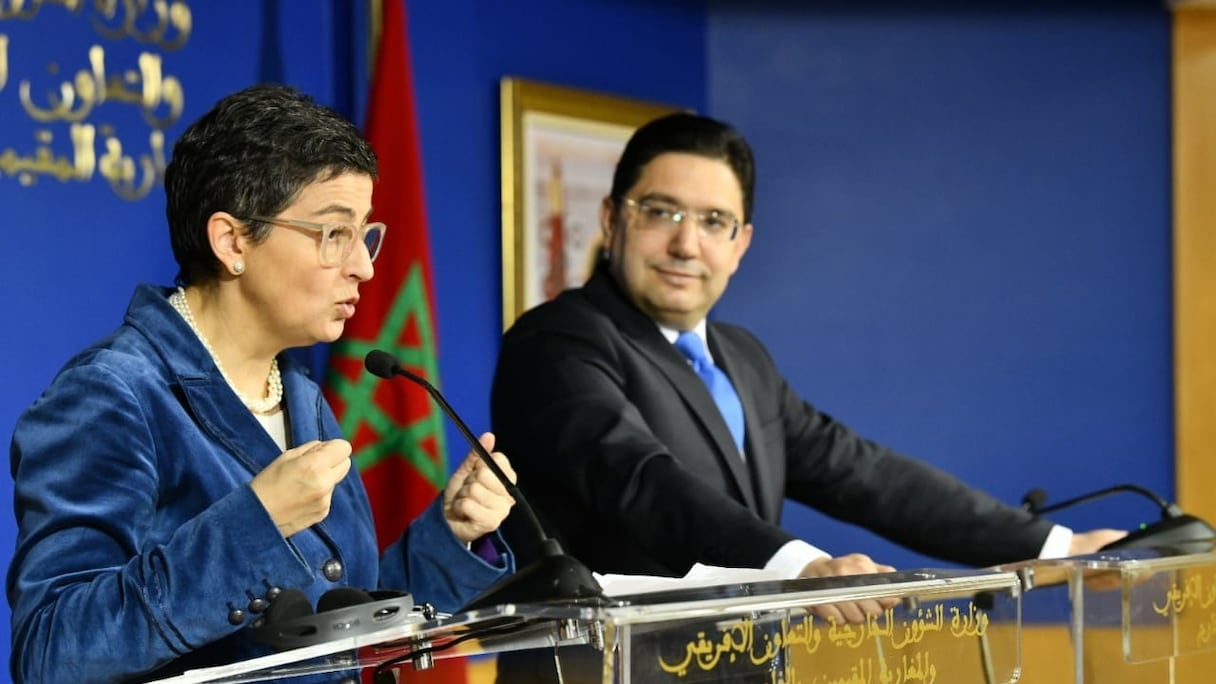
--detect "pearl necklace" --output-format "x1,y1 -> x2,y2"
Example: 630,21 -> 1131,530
169,287 -> 283,414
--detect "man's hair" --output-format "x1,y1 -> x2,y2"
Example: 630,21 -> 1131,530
164,83 -> 378,285
610,112 -> 756,222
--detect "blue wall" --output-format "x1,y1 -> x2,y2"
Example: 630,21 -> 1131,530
708,0 -> 1173,569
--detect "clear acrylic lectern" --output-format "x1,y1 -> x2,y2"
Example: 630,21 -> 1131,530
148,567 -> 1023,683
997,544 -> 1216,683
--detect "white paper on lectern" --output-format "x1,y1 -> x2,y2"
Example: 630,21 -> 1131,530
595,563 -> 789,596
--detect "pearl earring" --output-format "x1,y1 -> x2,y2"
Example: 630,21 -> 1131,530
232,261 -> 245,275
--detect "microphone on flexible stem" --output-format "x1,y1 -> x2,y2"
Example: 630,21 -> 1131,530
364,349 -> 604,611
1022,484 -> 1216,552
1020,488 -> 1048,513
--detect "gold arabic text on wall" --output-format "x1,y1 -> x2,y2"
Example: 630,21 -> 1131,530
0,0 -> 190,200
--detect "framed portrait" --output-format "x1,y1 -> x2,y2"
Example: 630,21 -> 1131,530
500,77 -> 684,328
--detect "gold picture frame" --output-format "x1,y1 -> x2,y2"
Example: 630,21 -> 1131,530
500,77 -> 684,328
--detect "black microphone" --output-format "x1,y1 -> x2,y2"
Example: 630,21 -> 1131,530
1020,487 -> 1048,512
316,587 -> 376,614
1022,484 -> 1216,552
364,349 -> 604,610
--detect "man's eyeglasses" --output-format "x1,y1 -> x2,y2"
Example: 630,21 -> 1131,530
244,216 -> 386,267
620,197 -> 742,242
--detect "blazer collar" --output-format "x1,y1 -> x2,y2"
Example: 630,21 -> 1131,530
582,266 -> 759,512
124,284 -> 323,474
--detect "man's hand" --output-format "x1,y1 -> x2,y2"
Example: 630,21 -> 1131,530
800,553 -> 898,625
251,439 -> 353,538
443,432 -> 517,544
1069,528 -> 1127,555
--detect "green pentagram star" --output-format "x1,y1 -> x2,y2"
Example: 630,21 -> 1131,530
326,263 -> 448,488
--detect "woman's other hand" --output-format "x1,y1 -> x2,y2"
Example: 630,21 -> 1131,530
443,432 -> 517,544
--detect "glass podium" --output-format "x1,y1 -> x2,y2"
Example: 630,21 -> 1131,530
997,544 -> 1216,683
148,568 -> 1023,684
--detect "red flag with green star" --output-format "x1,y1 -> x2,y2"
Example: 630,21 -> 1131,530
325,0 -> 447,553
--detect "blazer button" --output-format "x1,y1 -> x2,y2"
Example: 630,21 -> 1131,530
227,608 -> 246,625
248,597 -> 270,613
265,586 -> 282,601
322,558 -> 344,582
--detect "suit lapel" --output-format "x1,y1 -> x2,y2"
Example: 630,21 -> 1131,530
136,287 -> 283,475
280,365 -> 324,445
132,288 -> 349,558
175,361 -> 308,475
710,328 -> 779,523
584,269 -> 759,512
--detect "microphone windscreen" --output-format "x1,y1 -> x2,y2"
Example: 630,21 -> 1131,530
364,350 -> 399,379
263,588 -> 313,624
368,588 -> 409,601
1022,488 -> 1048,511
316,586 -> 373,613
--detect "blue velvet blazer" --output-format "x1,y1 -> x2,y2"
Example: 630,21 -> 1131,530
7,285 -> 512,683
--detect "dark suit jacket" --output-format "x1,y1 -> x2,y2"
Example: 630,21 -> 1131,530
491,264 -> 1053,576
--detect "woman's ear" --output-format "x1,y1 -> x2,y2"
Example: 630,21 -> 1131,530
207,212 -> 247,277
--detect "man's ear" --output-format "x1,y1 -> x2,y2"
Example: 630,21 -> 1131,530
207,212 -> 248,277
735,222 -> 754,255
599,196 -> 617,245
726,222 -> 754,276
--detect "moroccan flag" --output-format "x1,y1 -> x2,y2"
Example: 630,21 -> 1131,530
324,0 -> 448,554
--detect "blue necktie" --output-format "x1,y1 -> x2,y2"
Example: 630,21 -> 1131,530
674,331 -> 746,455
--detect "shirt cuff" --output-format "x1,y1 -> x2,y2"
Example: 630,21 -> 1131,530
1037,524 -> 1073,558
764,539 -> 832,579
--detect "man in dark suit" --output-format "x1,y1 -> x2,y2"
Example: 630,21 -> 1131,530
491,113 -> 1123,594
